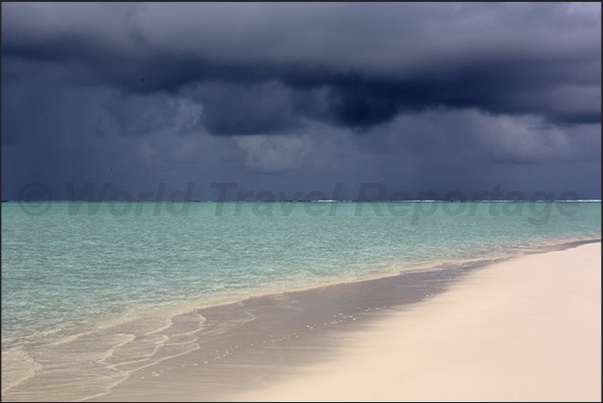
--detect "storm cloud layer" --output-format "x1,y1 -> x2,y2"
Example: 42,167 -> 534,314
2,3 -> 601,200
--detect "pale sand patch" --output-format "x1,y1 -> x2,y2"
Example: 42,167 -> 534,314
230,242 -> 601,402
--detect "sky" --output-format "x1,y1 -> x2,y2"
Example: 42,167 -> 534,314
2,3 -> 601,201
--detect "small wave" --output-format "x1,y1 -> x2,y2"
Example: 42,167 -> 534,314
1,350 -> 43,393
1,307 -> 208,402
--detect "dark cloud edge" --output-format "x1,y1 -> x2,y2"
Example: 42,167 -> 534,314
3,39 -> 601,135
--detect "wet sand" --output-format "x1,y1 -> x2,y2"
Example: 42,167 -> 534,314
88,241 -> 601,402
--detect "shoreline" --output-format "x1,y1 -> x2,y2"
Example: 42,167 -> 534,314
230,241 -> 602,402
85,239 -> 601,402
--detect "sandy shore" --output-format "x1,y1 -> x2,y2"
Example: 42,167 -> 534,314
87,242 -> 601,402
228,242 -> 601,402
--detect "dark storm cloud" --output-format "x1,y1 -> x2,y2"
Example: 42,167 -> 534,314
190,81 -> 297,135
2,3 -> 601,201
2,2 -> 600,134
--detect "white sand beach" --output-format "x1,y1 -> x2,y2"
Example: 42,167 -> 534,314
230,242 -> 601,402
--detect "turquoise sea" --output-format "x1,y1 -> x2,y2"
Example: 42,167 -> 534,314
2,201 -> 601,401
